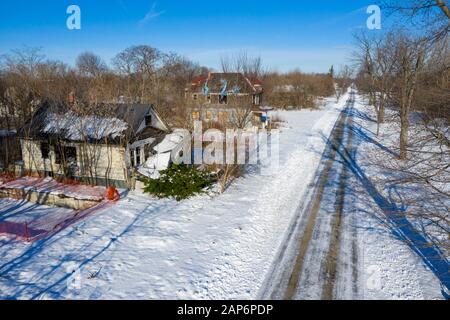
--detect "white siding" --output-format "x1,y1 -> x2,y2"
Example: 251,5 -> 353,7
21,139 -> 127,182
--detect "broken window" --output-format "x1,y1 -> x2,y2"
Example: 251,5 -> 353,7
145,114 -> 152,126
130,150 -> 135,167
54,146 -> 77,165
144,144 -> 154,161
219,95 -> 228,104
207,95 -> 211,103
64,147 -> 77,163
136,147 -> 141,166
193,94 -> 198,100
192,111 -> 200,120
252,94 -> 261,105
206,111 -> 212,120
54,146 -> 63,164
40,142 -> 50,160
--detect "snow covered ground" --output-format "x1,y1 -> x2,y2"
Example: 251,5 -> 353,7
0,177 -> 105,201
1,91 -> 444,300
0,198 -> 76,240
261,92 -> 446,300
0,94 -> 348,300
345,96 -> 448,300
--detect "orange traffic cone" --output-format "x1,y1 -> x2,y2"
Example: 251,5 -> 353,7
106,186 -> 120,201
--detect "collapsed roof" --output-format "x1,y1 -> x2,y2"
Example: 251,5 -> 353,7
190,73 -> 263,95
19,102 -> 169,144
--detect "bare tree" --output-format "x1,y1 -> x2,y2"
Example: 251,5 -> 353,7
264,71 -> 335,109
335,65 -> 353,101
352,3 -> 449,256
76,52 -> 107,78
353,32 -> 377,106
220,51 -> 265,79
372,33 -> 397,128
393,35 -> 426,159
0,47 -> 46,126
381,0 -> 450,42
112,45 -> 164,104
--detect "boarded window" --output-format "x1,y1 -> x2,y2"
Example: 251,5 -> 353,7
206,111 -> 212,120
40,142 -> 50,160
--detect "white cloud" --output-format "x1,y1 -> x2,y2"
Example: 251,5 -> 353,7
138,3 -> 165,27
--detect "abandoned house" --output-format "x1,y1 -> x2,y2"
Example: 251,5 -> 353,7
18,101 -> 170,188
185,72 -> 264,127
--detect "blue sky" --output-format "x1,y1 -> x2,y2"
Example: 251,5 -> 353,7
0,1 -> 381,73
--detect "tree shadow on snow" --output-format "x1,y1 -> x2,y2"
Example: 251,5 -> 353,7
0,197 -> 170,299
315,111 -> 450,298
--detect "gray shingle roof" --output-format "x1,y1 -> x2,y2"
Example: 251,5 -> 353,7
19,102 -> 166,144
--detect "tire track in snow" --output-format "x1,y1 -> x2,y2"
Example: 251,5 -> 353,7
260,92 -> 355,299
286,93 -> 354,300
321,94 -> 355,300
